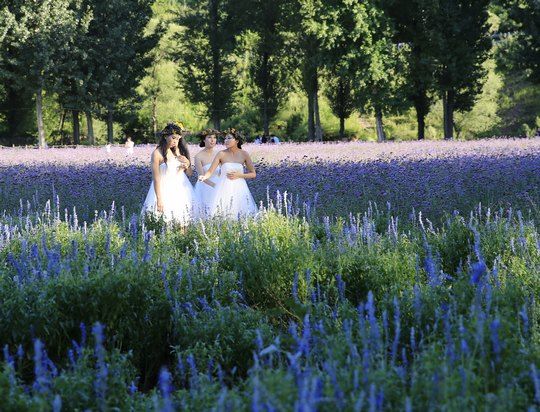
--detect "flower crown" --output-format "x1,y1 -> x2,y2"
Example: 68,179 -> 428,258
161,121 -> 187,136
172,120 -> 187,132
199,128 -> 222,138
223,127 -> 241,139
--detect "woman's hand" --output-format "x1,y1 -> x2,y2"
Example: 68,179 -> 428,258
156,199 -> 164,213
177,155 -> 190,170
198,173 -> 209,182
227,170 -> 243,180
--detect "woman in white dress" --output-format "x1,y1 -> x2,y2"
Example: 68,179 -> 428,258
198,128 -> 258,219
141,122 -> 196,225
193,129 -> 220,218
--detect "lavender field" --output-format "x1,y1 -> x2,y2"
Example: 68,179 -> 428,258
1,139 -> 540,410
2,138 -> 540,221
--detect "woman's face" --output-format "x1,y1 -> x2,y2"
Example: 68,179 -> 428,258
166,134 -> 181,148
224,134 -> 237,148
205,134 -> 217,148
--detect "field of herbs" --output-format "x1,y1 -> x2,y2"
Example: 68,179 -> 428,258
1,139 -> 540,410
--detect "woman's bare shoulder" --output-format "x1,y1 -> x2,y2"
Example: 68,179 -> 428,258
151,148 -> 163,162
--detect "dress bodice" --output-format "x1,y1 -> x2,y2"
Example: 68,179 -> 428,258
220,162 -> 243,175
160,157 -> 183,176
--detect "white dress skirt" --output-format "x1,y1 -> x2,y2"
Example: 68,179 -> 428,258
194,163 -> 220,218
141,157 -> 196,224
210,162 -> 258,219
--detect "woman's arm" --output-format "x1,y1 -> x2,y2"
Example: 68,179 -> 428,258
195,154 -> 214,186
194,154 -> 204,176
199,152 -> 222,182
243,153 -> 256,179
151,150 -> 164,212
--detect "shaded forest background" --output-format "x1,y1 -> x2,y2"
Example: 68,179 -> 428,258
0,0 -> 538,146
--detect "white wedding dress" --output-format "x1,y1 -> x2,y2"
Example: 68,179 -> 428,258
194,163 -> 220,218
210,162 -> 258,219
141,157 -> 196,224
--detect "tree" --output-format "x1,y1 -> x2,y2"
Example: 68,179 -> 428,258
175,0 -> 243,129
2,0 -> 81,147
84,0 -> 158,143
53,4 -> 92,145
305,0 -> 361,139
386,0 -> 438,140
496,0 -> 540,84
304,0 -> 405,142
429,0 -> 492,140
356,25 -> 407,142
246,0 -> 294,137
324,72 -> 355,139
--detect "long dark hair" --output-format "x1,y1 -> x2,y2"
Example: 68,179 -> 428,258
225,128 -> 243,149
158,122 -> 190,162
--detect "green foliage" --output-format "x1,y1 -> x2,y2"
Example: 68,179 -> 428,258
0,0 -> 539,143
428,0 -> 492,138
246,0 -> 295,136
174,0 -> 242,129
173,303 -> 273,377
1,203 -> 540,407
496,0 -> 540,84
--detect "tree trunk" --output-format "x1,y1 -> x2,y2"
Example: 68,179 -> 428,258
339,116 -> 345,139
313,72 -> 323,142
212,117 -> 221,130
375,108 -> 386,142
416,106 -> 425,140
262,106 -> 270,137
86,111 -> 94,145
72,110 -> 80,145
59,109 -> 67,144
107,110 -> 114,143
314,91 -> 323,141
36,83 -> 46,148
261,51 -> 271,137
151,95 -> 158,142
307,88 -> 314,140
443,91 -> 454,140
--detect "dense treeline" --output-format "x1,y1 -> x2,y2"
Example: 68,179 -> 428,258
0,0 -> 538,146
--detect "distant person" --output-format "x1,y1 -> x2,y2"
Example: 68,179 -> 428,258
254,136 -> 262,145
105,143 -> 112,153
270,135 -> 281,144
261,135 -> 268,144
125,136 -> 135,155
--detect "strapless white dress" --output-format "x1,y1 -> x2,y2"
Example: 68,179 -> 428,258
210,162 -> 258,219
194,163 -> 220,218
141,157 -> 196,224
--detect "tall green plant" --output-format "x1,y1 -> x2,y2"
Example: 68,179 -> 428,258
386,0 -> 438,140
246,0 -> 294,137
496,0 -> 540,84
84,0 -> 158,143
429,0 -> 492,140
2,0 -> 82,148
175,0 -> 243,129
